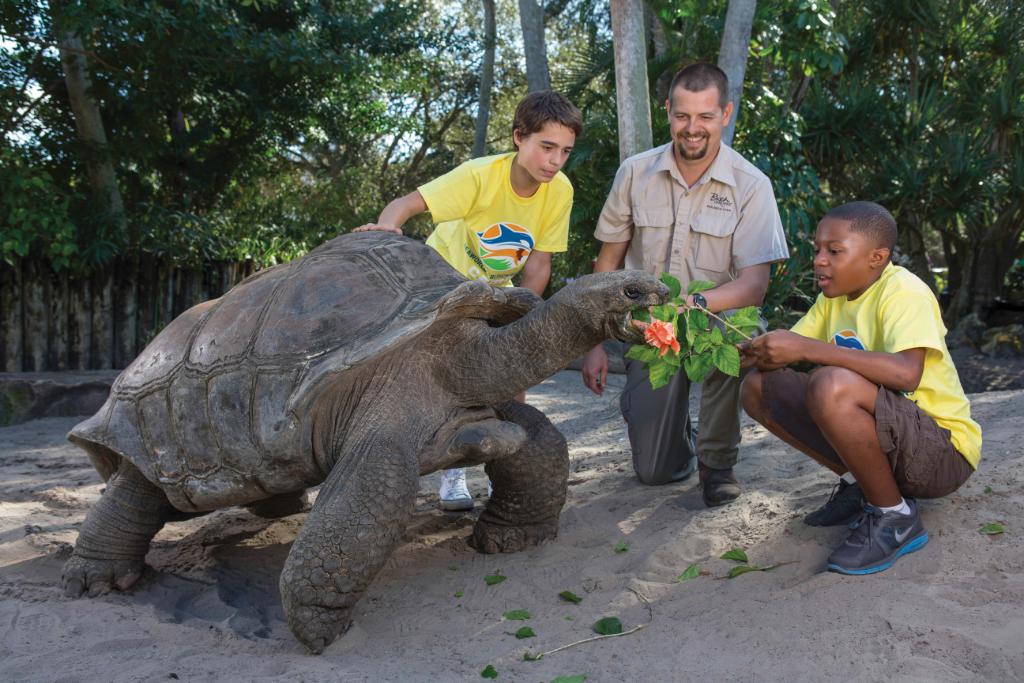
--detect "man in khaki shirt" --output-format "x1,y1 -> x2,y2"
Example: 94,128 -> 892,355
583,62 -> 788,506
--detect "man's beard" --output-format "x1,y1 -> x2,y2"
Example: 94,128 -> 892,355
675,136 -> 708,161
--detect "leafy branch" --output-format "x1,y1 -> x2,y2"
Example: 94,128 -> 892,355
628,274 -> 762,389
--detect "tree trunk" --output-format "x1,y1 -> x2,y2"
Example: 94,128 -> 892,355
649,7 -> 672,103
717,0 -> 757,147
53,22 -> 128,239
518,0 -> 550,92
474,0 -> 497,157
610,0 -> 653,162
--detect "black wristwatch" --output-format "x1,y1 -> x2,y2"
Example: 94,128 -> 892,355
692,292 -> 708,309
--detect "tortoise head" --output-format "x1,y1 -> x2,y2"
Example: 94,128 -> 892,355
556,270 -> 670,344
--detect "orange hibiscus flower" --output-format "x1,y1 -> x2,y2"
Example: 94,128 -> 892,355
644,319 -> 680,356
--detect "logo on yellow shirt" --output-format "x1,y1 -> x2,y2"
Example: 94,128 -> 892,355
832,329 -> 865,350
475,222 -> 534,274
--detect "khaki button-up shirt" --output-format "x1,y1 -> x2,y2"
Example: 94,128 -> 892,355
594,143 -> 789,287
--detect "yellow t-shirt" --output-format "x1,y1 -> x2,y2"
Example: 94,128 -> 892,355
418,153 -> 572,286
791,263 -> 982,468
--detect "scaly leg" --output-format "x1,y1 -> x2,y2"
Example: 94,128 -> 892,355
470,401 -> 568,553
279,434 -> 418,654
63,459 -> 173,597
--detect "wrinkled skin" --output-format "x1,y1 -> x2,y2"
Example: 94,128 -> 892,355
62,233 -> 668,653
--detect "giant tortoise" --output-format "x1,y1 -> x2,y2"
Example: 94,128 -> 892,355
63,232 -> 668,652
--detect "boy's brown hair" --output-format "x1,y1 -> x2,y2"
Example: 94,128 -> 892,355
512,90 -> 583,148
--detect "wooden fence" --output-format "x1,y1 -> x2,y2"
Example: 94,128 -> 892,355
0,255 -> 256,372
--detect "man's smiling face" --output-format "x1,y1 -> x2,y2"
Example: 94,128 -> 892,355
666,85 -> 732,163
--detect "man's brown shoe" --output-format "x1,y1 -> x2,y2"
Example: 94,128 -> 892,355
699,464 -> 741,507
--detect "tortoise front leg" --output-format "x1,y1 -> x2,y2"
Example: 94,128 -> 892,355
279,436 -> 418,654
63,458 -> 173,597
470,401 -> 568,553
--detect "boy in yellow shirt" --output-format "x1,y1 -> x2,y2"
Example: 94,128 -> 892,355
354,90 -> 582,510
739,201 -> 982,574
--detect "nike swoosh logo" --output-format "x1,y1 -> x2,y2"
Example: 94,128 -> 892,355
894,525 -> 915,543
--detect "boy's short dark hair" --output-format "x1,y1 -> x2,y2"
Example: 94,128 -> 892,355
512,91 -> 583,148
824,201 -> 898,251
667,62 -> 729,108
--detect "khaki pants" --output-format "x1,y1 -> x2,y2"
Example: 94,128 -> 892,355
620,351 -> 742,484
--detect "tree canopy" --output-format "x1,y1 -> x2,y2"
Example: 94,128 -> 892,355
3,0 -> 1022,325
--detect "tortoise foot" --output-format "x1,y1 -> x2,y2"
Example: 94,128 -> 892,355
469,518 -> 559,554
62,553 -> 145,598
285,602 -> 353,655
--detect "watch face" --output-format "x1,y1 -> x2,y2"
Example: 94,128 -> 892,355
693,293 -> 707,308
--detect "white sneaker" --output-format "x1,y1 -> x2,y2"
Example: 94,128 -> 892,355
439,468 -> 473,511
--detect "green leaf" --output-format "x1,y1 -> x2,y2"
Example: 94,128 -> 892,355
454,591 -> 464,597
625,344 -> 660,363
448,565 -> 459,571
503,609 -> 530,620
613,540 -> 629,553
514,626 -> 536,639
726,306 -> 761,328
485,573 -> 507,586
727,565 -> 761,578
631,306 -> 651,323
523,652 -> 544,661
983,486 -> 993,494
481,664 -> 498,678
687,279 -> 716,295
687,309 -> 709,333
661,349 -> 682,368
660,272 -> 682,300
727,563 -> 785,578
720,548 -> 749,563
558,590 -> 582,604
712,344 -> 741,377
674,563 -> 701,582
550,676 -> 587,683
683,352 -> 715,383
709,327 -> 724,345
651,303 -> 677,321
648,361 -> 675,389
693,334 -> 714,354
592,617 -> 623,635
980,523 -> 1005,535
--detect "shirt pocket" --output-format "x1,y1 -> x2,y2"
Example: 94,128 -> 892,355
691,210 -> 736,272
633,207 -> 673,273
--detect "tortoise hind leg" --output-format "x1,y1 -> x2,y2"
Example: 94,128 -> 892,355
279,435 -> 418,654
470,400 -> 568,554
63,459 -> 174,597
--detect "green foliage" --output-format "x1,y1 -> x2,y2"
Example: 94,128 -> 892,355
484,573 -> 507,586
613,540 -> 629,553
481,664 -> 498,679
0,148 -> 77,270
980,523 -> 1005,535
514,626 -> 535,639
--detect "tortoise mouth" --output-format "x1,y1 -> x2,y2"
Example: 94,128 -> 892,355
605,308 -> 645,343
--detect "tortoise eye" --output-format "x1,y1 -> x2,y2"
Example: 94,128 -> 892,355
624,285 -> 643,299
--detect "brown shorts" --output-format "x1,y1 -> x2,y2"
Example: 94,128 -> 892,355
761,368 -> 973,499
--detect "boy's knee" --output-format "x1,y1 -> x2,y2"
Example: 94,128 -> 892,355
806,367 -> 861,415
740,371 -> 764,421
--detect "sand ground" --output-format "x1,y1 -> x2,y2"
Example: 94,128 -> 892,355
1,370 -> 1021,682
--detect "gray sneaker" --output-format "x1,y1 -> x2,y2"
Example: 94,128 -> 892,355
804,480 -> 865,527
827,499 -> 928,575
